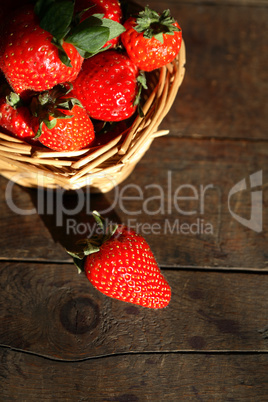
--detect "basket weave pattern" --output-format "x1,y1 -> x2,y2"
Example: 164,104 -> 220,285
0,41 -> 186,193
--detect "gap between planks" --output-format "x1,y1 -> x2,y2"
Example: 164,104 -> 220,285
0,258 -> 267,273
0,344 -> 267,364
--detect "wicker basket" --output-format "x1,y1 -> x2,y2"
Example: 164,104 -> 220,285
0,40 -> 185,193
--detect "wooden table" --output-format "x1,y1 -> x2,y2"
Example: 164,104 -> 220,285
1,0 -> 268,400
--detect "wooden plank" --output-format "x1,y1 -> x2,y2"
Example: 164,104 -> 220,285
106,137 -> 268,270
0,175 -> 123,262
149,0 -> 268,7
0,136 -> 267,269
143,1 -> 268,140
0,262 -> 267,360
1,349 -> 267,401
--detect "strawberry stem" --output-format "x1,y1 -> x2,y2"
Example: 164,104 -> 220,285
6,92 -> 24,109
66,211 -> 118,273
30,84 -> 81,139
134,7 -> 181,43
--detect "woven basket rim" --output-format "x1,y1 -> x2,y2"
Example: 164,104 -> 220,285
0,40 -> 186,192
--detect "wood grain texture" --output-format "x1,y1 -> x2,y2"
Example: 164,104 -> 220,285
0,1 -> 267,400
2,136 -> 267,269
149,0 -> 268,7
0,2 -> 267,269
1,348 -> 268,401
140,0 -> 268,140
108,138 -> 268,270
0,262 -> 267,360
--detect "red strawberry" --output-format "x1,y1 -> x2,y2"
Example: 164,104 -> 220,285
121,7 -> 182,72
71,50 -> 139,121
0,91 -> 35,140
0,3 -> 125,97
32,85 -> 95,152
37,105 -> 95,152
0,5 -> 84,97
67,212 -> 171,309
75,0 -> 123,48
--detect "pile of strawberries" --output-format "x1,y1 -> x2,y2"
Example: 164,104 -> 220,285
0,0 -> 182,152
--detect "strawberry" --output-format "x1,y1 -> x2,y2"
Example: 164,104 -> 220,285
67,212 -> 171,309
71,50 -> 140,121
0,91 -> 35,140
0,4 -> 83,96
0,2 -> 125,97
32,84 -> 95,152
75,0 -> 123,48
121,7 -> 182,72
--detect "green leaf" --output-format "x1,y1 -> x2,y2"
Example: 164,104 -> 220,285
137,104 -> 145,118
65,14 -> 125,54
58,47 -> 72,67
135,72 -> 148,116
64,82 -> 73,95
52,38 -> 72,67
153,32 -> 164,43
67,250 -> 84,260
44,118 -> 57,129
137,71 -> 148,90
91,13 -> 105,19
72,257 -> 85,274
74,47 -> 88,59
6,92 -> 22,109
39,1 -> 74,40
65,24 -> 110,54
34,122 -> 44,140
94,15 -> 126,41
75,44 -> 111,59
67,239 -> 100,259
92,210 -> 105,232
134,6 -> 180,41
38,92 -> 51,106
34,0 -> 55,18
57,98 -> 83,110
52,110 -> 74,120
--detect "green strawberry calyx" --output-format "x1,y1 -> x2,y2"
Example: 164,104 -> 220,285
6,92 -> 24,110
66,211 -> 118,273
133,7 -> 181,44
135,71 -> 148,117
34,0 -> 126,66
30,83 -> 83,138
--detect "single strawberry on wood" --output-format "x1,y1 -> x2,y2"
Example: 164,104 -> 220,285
71,50 -> 140,122
121,7 -> 182,72
67,212 -> 171,309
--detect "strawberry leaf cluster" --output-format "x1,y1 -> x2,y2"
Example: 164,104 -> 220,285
35,0 -> 125,65
30,83 -> 83,137
134,7 -> 181,44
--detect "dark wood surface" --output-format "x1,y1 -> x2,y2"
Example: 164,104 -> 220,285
1,0 -> 268,400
